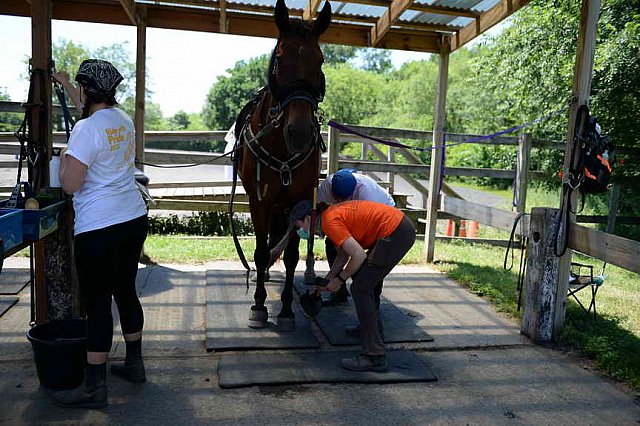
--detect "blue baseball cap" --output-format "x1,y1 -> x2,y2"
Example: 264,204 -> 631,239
331,169 -> 357,200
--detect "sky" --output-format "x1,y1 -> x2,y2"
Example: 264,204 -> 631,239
0,15 -> 429,117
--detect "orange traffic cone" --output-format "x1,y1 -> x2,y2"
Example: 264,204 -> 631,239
468,221 -> 479,238
445,220 -> 454,236
458,220 -> 467,237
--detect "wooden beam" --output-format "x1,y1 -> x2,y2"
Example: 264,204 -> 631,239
424,35 -> 450,263
450,0 -> 532,51
371,0 -> 415,46
568,222 -> 640,275
514,133 -> 531,213
118,0 -> 138,25
303,0 -> 322,21
327,124 -> 340,175
555,0 -> 601,339
219,0 -> 228,33
343,0 -> 480,18
135,6 -> 146,171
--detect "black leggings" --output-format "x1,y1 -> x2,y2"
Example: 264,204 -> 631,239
74,215 -> 148,353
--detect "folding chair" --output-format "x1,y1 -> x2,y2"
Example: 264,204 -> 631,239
568,262 -> 606,320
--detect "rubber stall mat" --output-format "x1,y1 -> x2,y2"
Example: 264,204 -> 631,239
206,270 -> 319,351
218,350 -> 437,388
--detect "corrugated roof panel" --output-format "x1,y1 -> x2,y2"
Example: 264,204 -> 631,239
339,3 -> 387,18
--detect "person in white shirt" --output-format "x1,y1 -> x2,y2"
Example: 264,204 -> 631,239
52,60 -> 148,409
317,169 -> 395,305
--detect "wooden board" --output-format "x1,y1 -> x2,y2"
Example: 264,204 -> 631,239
218,350 -> 437,388
205,270 -> 319,351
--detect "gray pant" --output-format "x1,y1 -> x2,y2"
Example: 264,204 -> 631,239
351,216 -> 416,356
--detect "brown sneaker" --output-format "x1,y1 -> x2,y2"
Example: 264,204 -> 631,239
341,354 -> 388,372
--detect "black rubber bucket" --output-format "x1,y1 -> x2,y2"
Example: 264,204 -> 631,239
26,319 -> 87,390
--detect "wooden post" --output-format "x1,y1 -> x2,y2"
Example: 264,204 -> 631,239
606,184 -> 621,234
135,6 -> 147,171
31,0 -> 77,322
387,146 -> 395,194
555,0 -> 601,337
424,35 -> 450,262
360,141 -> 368,161
521,208 -> 562,342
327,124 -> 340,175
514,132 -> 531,213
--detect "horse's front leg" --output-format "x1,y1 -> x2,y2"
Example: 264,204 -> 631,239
249,222 -> 269,329
277,231 -> 300,331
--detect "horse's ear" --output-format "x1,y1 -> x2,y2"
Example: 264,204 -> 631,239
275,0 -> 290,33
313,1 -> 332,36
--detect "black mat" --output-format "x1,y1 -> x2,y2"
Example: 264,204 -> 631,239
0,269 -> 30,295
206,270 -> 319,351
294,280 -> 434,346
218,350 -> 437,388
0,298 -> 19,318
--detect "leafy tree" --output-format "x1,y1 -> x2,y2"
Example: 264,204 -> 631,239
169,110 -> 190,130
321,44 -> 358,65
202,55 -> 269,130
0,90 -> 22,132
359,48 -> 393,74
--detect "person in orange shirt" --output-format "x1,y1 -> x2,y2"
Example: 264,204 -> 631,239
295,200 -> 416,372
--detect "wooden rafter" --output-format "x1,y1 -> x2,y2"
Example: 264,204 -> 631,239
451,0 -> 532,51
118,0 -> 138,25
345,0 -> 480,18
219,0 -> 227,33
371,0 -> 415,46
302,0 -> 322,21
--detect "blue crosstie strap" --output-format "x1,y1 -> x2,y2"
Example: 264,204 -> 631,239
327,106 -> 568,152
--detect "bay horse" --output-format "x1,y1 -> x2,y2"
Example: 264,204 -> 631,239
232,0 -> 331,330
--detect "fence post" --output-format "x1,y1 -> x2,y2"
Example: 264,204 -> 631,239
361,140 -> 368,161
424,35 -> 450,263
606,184 -> 621,234
514,132 -> 532,213
135,7 -> 147,171
387,146 -> 395,194
327,124 -> 340,175
521,207 -> 563,342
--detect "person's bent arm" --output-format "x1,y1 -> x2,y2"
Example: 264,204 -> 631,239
52,71 -> 83,114
59,151 -> 87,194
325,247 -> 349,280
324,237 -> 367,293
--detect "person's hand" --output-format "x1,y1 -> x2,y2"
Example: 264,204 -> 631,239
323,277 -> 343,293
52,71 -> 71,85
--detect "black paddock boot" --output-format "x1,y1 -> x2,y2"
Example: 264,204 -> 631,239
51,363 -> 107,409
111,339 -> 146,384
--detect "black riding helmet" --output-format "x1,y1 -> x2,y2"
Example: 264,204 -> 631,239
75,59 -> 123,97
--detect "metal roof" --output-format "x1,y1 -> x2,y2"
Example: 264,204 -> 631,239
1,0 -> 532,53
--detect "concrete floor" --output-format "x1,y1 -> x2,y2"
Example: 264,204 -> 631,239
1,257 -> 639,425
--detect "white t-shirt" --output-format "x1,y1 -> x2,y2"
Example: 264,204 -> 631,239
65,108 -> 147,235
318,172 -> 395,206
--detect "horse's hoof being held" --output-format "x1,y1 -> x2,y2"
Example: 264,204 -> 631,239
248,305 -> 269,329
276,314 -> 295,332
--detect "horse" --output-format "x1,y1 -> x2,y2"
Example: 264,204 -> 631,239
232,0 -> 331,331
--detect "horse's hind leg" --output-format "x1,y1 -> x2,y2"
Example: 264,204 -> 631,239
277,232 -> 300,332
249,229 -> 269,328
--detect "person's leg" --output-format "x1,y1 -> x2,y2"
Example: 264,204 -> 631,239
341,216 -> 416,372
52,228 -> 115,408
110,215 -> 148,383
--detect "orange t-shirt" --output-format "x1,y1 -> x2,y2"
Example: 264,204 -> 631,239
321,200 -> 404,249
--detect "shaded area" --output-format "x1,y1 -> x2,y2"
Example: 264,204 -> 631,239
0,268 -> 30,295
205,270 -> 319,351
0,297 -> 19,318
218,350 -> 437,388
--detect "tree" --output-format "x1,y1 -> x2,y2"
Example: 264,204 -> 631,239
0,90 -> 23,132
321,44 -> 358,65
202,54 -> 270,130
359,48 -> 393,73
169,110 -> 190,130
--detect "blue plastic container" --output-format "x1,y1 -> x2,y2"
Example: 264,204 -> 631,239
0,209 -> 23,253
21,200 -> 66,242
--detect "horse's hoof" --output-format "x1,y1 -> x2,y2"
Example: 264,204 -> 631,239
276,316 -> 295,332
248,307 -> 268,329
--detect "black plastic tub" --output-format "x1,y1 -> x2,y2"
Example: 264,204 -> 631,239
26,319 -> 87,390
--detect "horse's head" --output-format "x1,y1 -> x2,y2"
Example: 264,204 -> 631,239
269,0 -> 331,155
